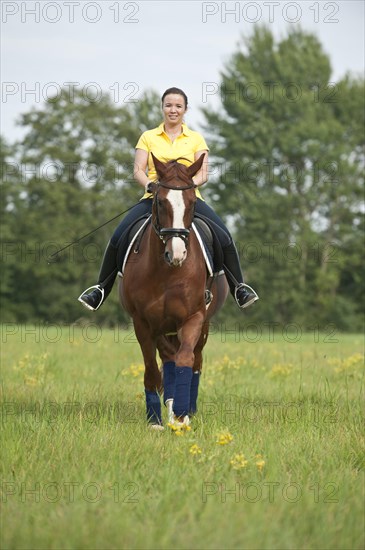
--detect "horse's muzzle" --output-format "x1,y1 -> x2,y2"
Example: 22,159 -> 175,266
160,228 -> 189,267
164,248 -> 186,267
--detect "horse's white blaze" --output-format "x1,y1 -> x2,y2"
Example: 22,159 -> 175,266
167,189 -> 187,263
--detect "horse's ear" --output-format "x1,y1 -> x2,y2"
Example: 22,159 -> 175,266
187,154 -> 205,179
151,153 -> 166,179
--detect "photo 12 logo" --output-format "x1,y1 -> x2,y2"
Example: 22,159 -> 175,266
1,2 -> 140,24
1,481 -> 139,504
201,2 -> 340,24
1,81 -> 140,104
201,481 -> 339,503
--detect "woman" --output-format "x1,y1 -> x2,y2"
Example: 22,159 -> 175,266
79,87 -> 258,311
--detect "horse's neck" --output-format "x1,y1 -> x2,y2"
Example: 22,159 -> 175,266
146,226 -> 164,266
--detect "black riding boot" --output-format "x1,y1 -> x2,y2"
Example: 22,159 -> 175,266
78,241 -> 118,311
223,241 -> 259,309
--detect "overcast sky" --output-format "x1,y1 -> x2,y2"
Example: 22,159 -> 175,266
1,0 -> 364,143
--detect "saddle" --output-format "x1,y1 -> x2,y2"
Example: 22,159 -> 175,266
117,215 -> 224,278
192,215 -> 224,276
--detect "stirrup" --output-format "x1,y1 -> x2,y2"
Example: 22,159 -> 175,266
78,285 -> 105,311
235,283 -> 259,309
205,289 -> 213,308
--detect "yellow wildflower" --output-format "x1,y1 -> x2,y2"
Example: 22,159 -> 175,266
189,444 -> 202,455
13,353 -> 50,386
167,422 -> 191,436
230,453 -> 248,470
24,376 -> 39,387
255,454 -> 266,472
167,422 -> 178,431
268,363 -> 293,378
333,353 -> 364,373
122,363 -> 144,378
216,431 -> 234,445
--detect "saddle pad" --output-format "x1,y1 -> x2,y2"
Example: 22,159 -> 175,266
119,216 -> 151,276
192,223 -> 214,277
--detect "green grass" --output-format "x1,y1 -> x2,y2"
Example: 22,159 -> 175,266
1,324 -> 364,550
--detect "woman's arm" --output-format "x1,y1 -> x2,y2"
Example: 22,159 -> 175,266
133,148 -> 151,190
192,150 -> 209,187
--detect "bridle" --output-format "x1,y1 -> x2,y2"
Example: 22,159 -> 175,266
150,180 -> 197,246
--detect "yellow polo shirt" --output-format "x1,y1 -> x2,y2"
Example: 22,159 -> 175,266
135,123 -> 209,199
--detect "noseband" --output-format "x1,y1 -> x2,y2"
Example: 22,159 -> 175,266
150,180 -> 197,246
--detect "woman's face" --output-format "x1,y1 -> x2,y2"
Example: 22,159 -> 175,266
162,93 -> 187,125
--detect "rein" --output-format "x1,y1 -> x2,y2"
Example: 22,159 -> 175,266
151,180 -> 197,245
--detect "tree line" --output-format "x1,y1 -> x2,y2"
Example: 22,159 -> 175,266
1,27 -> 364,331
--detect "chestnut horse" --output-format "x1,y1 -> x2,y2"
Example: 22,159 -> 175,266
119,153 -> 228,428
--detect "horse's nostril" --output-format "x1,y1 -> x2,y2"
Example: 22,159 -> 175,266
164,251 -> 171,264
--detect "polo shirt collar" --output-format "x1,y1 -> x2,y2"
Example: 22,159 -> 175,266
157,122 -> 191,136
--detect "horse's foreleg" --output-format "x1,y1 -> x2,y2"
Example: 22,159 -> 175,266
156,335 -> 178,422
173,312 -> 205,419
189,321 -> 209,414
133,318 -> 162,426
190,371 -> 200,415
190,326 -> 206,415
162,361 -> 176,424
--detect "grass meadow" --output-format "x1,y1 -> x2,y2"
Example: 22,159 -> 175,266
1,323 -> 364,550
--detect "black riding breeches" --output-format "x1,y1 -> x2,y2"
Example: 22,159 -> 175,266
110,199 -> 152,247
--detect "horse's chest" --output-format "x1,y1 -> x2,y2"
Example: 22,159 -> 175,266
139,284 -> 200,325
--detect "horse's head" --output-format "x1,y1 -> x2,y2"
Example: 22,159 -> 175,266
148,153 -> 205,267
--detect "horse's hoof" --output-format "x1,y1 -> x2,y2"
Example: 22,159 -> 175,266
149,424 -> 164,431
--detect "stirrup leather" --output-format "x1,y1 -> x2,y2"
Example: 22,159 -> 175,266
78,285 -> 105,311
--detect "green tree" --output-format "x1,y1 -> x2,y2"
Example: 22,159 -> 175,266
0,137 -> 25,321
202,26 -> 364,330
1,88 -> 162,324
